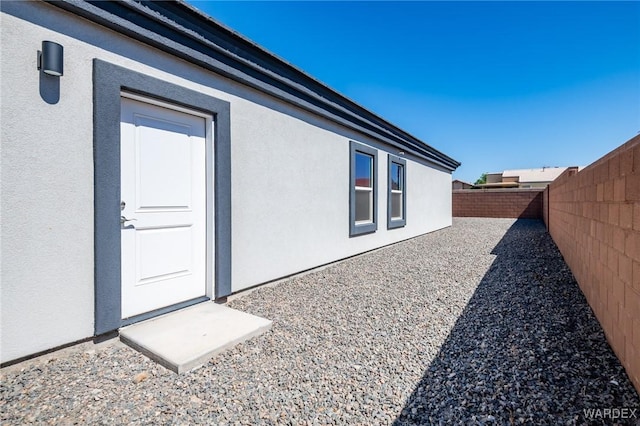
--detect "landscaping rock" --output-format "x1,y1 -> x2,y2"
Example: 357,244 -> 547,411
1,218 -> 638,424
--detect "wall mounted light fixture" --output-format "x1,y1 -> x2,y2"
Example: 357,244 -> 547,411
38,41 -> 64,76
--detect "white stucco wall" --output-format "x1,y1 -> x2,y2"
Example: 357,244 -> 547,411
1,4 -> 96,362
231,117 -> 452,290
0,1 -> 453,362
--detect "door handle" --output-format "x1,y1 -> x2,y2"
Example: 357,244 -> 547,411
120,215 -> 137,226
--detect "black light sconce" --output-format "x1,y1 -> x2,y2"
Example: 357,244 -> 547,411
37,41 -> 64,76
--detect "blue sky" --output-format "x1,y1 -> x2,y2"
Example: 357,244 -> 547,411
189,1 -> 640,183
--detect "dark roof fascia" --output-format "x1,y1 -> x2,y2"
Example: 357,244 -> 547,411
46,0 -> 460,171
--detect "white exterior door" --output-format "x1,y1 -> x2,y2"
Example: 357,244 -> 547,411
120,96 -> 208,318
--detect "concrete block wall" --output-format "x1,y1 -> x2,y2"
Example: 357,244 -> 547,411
453,189 -> 543,219
545,135 -> 640,393
542,186 -> 549,227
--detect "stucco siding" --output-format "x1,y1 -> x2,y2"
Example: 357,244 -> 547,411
1,6 -> 96,362
1,1 -> 453,362
231,114 -> 452,291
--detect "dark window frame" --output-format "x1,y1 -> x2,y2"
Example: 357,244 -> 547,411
387,154 -> 407,229
349,141 -> 378,236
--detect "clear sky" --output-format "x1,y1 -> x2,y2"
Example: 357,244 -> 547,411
188,1 -> 640,183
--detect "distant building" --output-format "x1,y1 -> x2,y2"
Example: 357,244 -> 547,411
452,179 -> 474,190
474,167 -> 576,189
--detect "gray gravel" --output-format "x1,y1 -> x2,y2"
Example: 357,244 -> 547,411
2,218 -> 638,425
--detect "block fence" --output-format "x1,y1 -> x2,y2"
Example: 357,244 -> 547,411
544,134 -> 640,393
452,188 -> 543,219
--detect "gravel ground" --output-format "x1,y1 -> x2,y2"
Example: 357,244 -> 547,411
1,218 -> 638,425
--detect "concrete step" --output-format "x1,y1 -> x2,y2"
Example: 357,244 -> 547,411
119,302 -> 272,373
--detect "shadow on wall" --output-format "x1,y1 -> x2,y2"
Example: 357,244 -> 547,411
523,197 -> 541,219
394,220 -> 639,424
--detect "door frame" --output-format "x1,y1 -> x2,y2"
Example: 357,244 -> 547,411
93,59 -> 231,335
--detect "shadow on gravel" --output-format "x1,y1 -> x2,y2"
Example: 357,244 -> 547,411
394,219 -> 640,425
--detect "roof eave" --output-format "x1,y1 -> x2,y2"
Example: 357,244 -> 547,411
45,0 -> 460,171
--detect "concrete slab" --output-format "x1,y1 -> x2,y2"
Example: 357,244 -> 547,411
119,302 -> 272,373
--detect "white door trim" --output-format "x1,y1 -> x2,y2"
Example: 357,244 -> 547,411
122,92 -> 214,120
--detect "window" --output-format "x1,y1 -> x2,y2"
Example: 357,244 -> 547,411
387,155 -> 406,229
355,152 -> 374,222
350,141 -> 377,236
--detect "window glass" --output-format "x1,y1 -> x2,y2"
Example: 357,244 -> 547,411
355,189 -> 372,222
355,152 -> 373,188
391,192 -> 402,219
391,163 -> 403,190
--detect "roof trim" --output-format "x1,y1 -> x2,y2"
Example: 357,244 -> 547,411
45,0 -> 460,171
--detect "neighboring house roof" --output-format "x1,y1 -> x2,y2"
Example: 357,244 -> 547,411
474,182 -> 520,188
355,178 -> 371,187
452,179 -> 474,188
46,0 -> 460,172
502,167 -> 569,183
